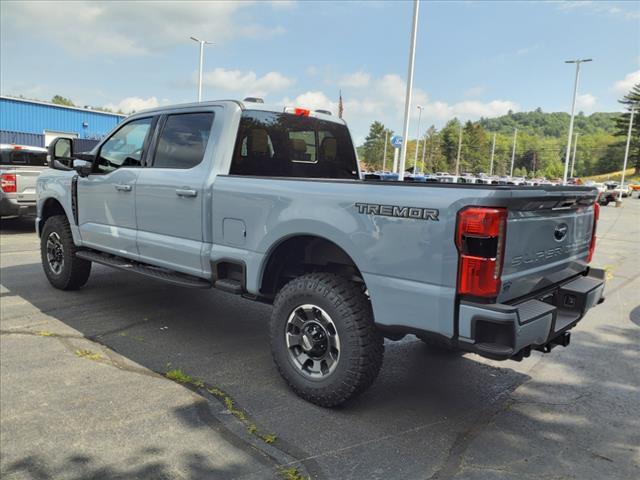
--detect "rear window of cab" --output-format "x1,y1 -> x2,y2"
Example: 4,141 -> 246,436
230,110 -> 358,179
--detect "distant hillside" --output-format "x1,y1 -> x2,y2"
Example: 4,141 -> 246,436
360,108 -> 627,178
478,110 -> 619,137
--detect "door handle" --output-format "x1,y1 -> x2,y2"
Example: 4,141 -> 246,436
176,188 -> 197,198
114,184 -> 132,192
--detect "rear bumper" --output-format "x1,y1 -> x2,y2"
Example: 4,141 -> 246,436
457,268 -> 606,360
0,195 -> 36,217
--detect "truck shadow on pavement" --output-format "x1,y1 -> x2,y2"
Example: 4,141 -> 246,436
1,259 -> 638,480
3,450 -> 254,480
0,215 -> 36,234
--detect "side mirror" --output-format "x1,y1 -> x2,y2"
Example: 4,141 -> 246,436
48,137 -> 94,176
48,137 -> 74,171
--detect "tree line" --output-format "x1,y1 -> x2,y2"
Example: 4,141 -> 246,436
7,94 -> 126,115
359,84 -> 640,178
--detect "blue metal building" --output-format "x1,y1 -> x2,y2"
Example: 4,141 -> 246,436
0,96 -> 126,149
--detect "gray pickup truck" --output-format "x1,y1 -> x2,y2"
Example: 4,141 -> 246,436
37,100 -> 605,406
1,144 -> 49,217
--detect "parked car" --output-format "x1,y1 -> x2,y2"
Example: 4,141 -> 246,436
36,99 -> 605,407
596,182 -> 618,206
1,144 -> 49,217
617,184 -> 632,198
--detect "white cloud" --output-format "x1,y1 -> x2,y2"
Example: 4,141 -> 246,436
430,100 -> 519,119
611,70 -> 640,95
103,96 -> 163,113
283,91 -> 337,111
556,1 -> 640,20
202,68 -> 294,97
281,72 -> 518,143
305,66 -> 319,77
1,2 -> 285,56
575,93 -> 597,111
339,72 -> 371,88
464,86 -> 485,97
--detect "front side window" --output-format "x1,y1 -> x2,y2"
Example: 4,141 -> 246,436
230,110 -> 358,179
96,118 -> 152,173
152,112 -> 214,169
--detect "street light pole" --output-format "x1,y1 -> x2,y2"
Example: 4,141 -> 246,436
620,108 -> 635,201
510,128 -> 517,177
570,132 -> 579,178
455,124 -> 462,176
489,132 -> 496,176
190,36 -> 212,102
382,130 -> 388,172
398,0 -> 420,181
562,58 -> 592,185
413,105 -> 423,174
421,130 -> 428,173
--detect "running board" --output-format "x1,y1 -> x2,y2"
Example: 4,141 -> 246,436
76,250 -> 212,289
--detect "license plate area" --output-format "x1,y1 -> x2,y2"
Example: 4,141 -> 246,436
541,271 -> 605,333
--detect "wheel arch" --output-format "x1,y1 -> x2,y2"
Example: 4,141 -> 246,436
38,197 -> 68,237
259,234 -> 365,298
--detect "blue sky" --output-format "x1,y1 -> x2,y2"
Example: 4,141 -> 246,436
1,1 -> 639,142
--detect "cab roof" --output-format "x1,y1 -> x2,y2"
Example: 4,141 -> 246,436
132,99 -> 345,125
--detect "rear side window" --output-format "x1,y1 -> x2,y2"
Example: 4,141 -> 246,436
0,149 -> 47,166
153,112 -> 214,169
230,110 -> 358,179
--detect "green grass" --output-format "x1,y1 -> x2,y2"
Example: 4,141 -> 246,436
165,369 -> 203,387
277,466 -> 309,480
164,369 -> 278,445
75,349 -> 102,361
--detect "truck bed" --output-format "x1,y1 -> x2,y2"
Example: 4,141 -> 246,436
210,175 -> 597,338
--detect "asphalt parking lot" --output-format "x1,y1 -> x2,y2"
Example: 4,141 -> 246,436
1,200 -> 639,480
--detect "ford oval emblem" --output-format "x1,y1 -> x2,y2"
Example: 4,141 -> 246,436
554,223 -> 568,242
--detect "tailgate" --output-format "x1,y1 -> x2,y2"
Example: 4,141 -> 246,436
498,189 -> 597,303
13,167 -> 47,203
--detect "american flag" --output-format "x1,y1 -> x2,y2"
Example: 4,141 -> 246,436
338,90 -> 344,119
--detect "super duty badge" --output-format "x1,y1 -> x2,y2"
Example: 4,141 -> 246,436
355,203 -> 439,221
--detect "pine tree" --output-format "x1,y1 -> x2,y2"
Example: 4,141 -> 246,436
615,83 -> 640,174
362,121 -> 392,170
440,119 -> 462,172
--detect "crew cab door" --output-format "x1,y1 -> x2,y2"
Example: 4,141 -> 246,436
135,111 -> 215,277
77,117 -> 155,258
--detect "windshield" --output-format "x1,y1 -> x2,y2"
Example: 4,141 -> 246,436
230,110 -> 358,179
0,149 -> 48,167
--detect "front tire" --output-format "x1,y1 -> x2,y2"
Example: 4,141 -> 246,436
270,273 -> 384,407
41,215 -> 91,290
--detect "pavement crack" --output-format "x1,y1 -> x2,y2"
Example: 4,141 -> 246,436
511,392 -> 590,406
0,328 -> 85,339
427,396 -> 517,480
86,318 -> 154,340
162,368 -> 325,480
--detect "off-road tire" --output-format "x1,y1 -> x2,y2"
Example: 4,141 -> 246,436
270,273 -> 384,407
41,215 -> 91,290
